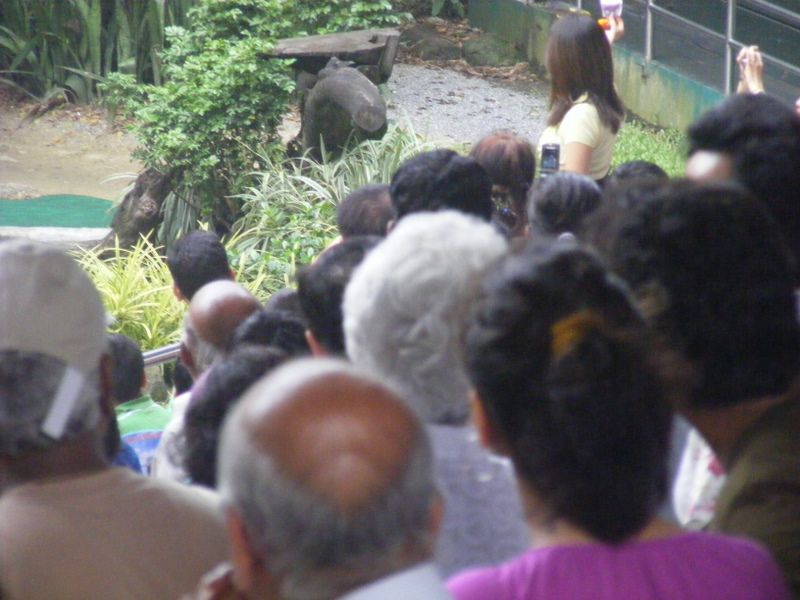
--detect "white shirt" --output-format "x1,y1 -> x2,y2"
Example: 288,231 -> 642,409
338,563 -> 452,600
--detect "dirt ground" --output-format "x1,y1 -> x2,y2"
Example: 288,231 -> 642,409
0,90 -> 140,201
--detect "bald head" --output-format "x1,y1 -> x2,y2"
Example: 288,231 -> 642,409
254,370 -> 422,514
218,359 -> 437,599
189,280 -> 261,350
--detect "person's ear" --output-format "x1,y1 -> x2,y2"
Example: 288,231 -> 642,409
227,509 -> 259,593
172,283 -> 187,303
226,508 -> 280,599
228,268 -> 236,281
385,219 -> 396,235
179,342 -> 198,380
470,390 -> 511,457
305,330 -> 327,357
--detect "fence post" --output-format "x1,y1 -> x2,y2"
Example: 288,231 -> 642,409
725,0 -> 737,94
645,0 -> 653,62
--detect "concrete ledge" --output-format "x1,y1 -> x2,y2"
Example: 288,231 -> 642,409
0,227 -> 110,249
468,0 -> 724,130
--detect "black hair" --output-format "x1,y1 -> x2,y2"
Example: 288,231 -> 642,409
228,308 -> 310,357
182,345 -> 288,487
297,236 -> 381,355
607,160 -> 668,187
607,180 -> 800,409
166,231 -> 231,300
528,172 -> 602,237
688,93 -> 800,268
390,149 -> 494,222
264,287 -> 305,321
466,242 -> 670,544
337,184 -> 394,238
107,333 -> 144,405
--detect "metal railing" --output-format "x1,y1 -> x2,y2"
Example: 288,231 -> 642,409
143,342 -> 181,367
574,0 -> 800,96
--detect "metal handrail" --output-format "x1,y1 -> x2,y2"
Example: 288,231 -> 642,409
143,342 -> 181,367
574,0 -> 800,96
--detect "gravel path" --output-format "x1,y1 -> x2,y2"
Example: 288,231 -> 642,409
386,62 -> 550,146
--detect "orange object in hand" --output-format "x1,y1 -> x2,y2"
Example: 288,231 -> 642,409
598,18 -> 610,30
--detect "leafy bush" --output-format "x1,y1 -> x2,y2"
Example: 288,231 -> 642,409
233,123 -> 436,295
612,119 -> 686,177
102,0 -> 406,242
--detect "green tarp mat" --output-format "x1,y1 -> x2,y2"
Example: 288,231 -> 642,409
0,194 -> 114,227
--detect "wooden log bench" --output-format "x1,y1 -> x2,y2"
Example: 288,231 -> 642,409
271,28 -> 400,84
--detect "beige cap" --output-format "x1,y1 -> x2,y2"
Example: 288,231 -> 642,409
0,239 -> 107,373
0,239 -> 107,439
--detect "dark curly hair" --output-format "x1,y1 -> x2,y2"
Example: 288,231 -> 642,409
606,180 -> 800,409
182,345 -> 288,487
466,243 -> 670,543
688,93 -> 800,269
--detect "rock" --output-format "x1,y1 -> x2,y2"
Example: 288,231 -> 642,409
410,35 -> 462,60
463,33 -> 520,67
0,183 -> 40,200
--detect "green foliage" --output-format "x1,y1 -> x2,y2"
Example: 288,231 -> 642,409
612,119 -> 687,177
102,0 -> 405,243
74,237 -> 184,351
294,0 -> 409,34
0,0 -> 197,101
75,234 -> 271,351
233,123 -> 435,295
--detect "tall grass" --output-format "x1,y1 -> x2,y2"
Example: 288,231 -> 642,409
0,0 -> 196,101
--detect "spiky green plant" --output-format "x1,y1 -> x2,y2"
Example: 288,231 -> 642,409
74,233 -> 271,350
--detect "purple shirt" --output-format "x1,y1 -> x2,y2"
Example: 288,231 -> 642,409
447,532 -> 790,600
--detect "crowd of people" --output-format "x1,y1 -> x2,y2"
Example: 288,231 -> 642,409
1,11 -> 799,600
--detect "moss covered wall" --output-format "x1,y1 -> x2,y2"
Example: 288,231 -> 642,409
468,0 -> 724,130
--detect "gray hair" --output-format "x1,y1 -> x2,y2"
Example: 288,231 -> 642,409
0,350 -> 101,456
182,313 -> 221,373
217,358 -> 436,600
343,211 -> 508,425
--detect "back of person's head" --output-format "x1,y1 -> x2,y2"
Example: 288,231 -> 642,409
228,308 -> 310,357
528,172 -> 602,237
687,93 -> 800,265
218,358 -> 436,600
390,149 -> 494,222
264,287 -> 305,320
182,345 -> 288,488
466,242 -> 669,544
107,333 -> 145,405
0,240 -> 107,457
337,184 -> 394,238
546,13 -> 624,133
607,160 -> 668,188
606,180 -> 800,409
470,132 -> 536,237
297,236 -> 381,355
344,211 -> 508,425
167,231 -> 232,301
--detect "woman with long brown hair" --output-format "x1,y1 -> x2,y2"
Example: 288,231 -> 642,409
538,13 -> 625,183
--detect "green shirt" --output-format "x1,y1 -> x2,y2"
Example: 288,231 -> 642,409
115,395 -> 171,437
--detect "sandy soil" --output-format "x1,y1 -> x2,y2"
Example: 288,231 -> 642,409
0,93 -> 140,201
